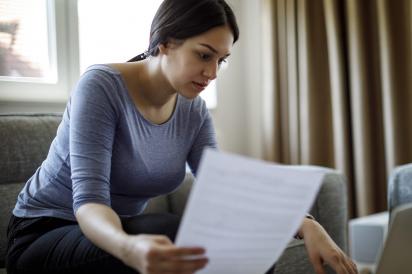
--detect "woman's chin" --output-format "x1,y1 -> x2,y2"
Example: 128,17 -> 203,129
178,90 -> 200,100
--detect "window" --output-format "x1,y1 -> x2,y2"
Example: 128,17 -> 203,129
0,0 -> 56,81
0,0 -> 217,108
0,0 -> 72,102
77,0 -> 161,72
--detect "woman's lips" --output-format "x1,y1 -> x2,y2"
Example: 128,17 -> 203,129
192,81 -> 207,92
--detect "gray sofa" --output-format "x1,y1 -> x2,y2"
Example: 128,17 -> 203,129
0,113 -> 348,274
388,163 -> 412,219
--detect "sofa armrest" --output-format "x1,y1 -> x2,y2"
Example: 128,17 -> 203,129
309,171 -> 348,253
275,167 -> 348,274
388,163 -> 412,216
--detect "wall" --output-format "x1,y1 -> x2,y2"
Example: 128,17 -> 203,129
211,0 -> 263,158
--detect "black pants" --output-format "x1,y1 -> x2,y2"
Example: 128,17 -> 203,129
6,214 -> 276,274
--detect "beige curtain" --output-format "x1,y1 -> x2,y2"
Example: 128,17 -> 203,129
261,0 -> 412,217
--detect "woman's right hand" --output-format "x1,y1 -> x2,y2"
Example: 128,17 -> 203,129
76,204 -> 206,273
121,234 -> 209,274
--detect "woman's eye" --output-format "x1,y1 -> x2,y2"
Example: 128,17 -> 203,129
199,53 -> 211,61
218,59 -> 227,66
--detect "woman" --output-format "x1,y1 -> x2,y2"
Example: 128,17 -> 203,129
6,0 -> 357,273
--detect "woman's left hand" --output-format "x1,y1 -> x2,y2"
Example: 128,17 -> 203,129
298,218 -> 358,274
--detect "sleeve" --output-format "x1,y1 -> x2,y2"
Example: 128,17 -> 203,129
69,71 -> 118,214
187,108 -> 218,176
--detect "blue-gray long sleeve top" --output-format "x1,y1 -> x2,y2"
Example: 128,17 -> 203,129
13,64 -> 217,221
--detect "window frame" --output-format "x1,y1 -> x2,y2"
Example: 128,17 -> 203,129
0,0 -> 79,103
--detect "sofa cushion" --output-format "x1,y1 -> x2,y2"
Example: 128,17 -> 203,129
143,195 -> 170,214
0,113 -> 62,268
309,172 -> 348,252
0,114 -> 62,184
168,173 -> 194,216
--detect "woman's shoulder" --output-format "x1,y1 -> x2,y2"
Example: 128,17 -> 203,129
78,63 -> 141,93
71,64 -> 126,108
83,64 -> 121,78
75,64 -> 122,89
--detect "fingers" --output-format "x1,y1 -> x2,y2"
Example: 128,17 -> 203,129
145,245 -> 208,274
309,247 -> 358,274
342,255 -> 358,274
339,255 -> 358,274
158,246 -> 206,258
127,234 -> 209,274
308,254 -> 326,274
156,256 -> 209,273
326,251 -> 358,274
144,235 -> 205,258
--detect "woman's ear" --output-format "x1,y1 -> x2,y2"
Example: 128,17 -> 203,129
158,39 -> 182,55
158,43 -> 168,55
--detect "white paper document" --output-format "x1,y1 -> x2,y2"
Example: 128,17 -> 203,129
175,149 -> 326,274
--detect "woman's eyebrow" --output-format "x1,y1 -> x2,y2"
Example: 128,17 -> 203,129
199,43 -> 231,57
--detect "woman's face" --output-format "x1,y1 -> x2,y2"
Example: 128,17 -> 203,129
159,25 -> 234,99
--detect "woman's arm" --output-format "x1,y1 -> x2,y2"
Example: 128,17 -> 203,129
76,203 -> 128,259
187,99 -> 218,175
297,218 -> 358,274
76,203 -> 208,274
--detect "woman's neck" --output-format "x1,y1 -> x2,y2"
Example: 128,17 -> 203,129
112,58 -> 178,125
134,57 -> 177,109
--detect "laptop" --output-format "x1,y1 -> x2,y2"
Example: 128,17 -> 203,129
374,203 -> 412,274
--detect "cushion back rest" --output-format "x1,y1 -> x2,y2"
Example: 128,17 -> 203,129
143,173 -> 195,215
388,163 -> 412,216
0,113 -> 62,267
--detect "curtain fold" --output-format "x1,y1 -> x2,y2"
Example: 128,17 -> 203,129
323,0 -> 354,213
262,0 -> 412,216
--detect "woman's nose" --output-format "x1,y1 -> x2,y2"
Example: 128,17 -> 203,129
203,62 -> 218,80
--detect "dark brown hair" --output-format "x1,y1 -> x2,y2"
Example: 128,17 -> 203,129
128,0 -> 239,62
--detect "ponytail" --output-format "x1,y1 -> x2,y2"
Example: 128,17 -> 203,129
127,51 -> 149,62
